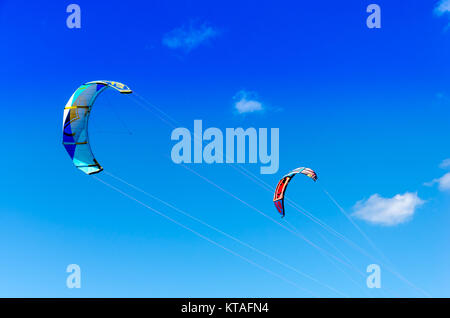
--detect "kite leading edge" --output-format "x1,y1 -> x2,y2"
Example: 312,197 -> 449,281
62,80 -> 132,175
273,167 -> 318,217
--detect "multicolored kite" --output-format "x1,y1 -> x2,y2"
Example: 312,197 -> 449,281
62,80 -> 132,175
273,167 -> 318,217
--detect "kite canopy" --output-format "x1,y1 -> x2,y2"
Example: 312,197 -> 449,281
62,80 -> 132,175
273,167 -> 318,217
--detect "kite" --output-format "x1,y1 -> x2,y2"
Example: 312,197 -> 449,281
273,167 -> 318,217
62,80 -> 132,175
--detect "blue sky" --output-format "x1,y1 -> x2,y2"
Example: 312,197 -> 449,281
0,0 -> 449,297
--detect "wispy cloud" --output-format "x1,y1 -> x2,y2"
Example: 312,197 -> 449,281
434,0 -> 450,30
233,90 -> 263,114
424,159 -> 450,192
436,173 -> 450,191
434,0 -> 450,16
162,21 -> 219,52
353,192 -> 425,226
439,158 -> 450,169
425,173 -> 450,192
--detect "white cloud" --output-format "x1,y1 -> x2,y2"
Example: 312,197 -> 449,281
424,160 -> 450,192
162,21 -> 218,52
435,0 -> 450,16
434,0 -> 450,30
353,192 -> 425,226
439,158 -> 450,169
426,173 -> 450,192
437,173 -> 450,191
233,90 -> 263,114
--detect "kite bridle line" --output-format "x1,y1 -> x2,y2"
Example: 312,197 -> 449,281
114,89 -> 429,297
93,174 -> 321,297
124,90 -> 393,295
102,170 -> 347,297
